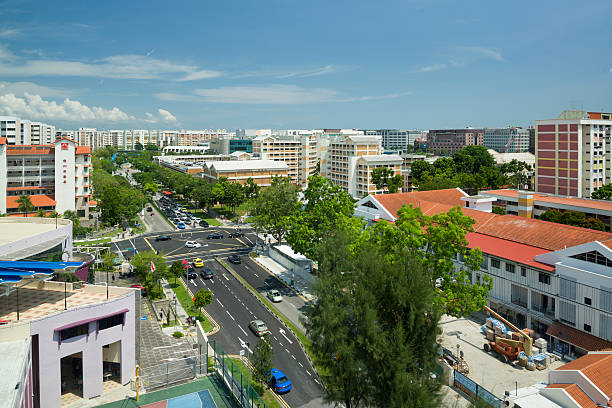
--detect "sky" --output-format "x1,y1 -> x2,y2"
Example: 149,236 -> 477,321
0,0 -> 611,130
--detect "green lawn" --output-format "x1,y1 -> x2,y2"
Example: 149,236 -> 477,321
170,281 -> 214,332
74,237 -> 111,247
187,208 -> 222,226
211,202 -> 250,218
225,358 -> 281,408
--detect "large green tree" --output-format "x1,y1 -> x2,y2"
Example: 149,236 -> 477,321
169,260 -> 185,285
253,177 -> 301,243
193,289 -> 213,318
592,184 -> 612,200
252,337 -> 274,385
16,195 -> 34,217
224,181 -> 245,216
371,167 -> 402,193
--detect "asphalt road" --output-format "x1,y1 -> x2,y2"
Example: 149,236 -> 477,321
112,227 -> 324,407
141,198 -> 174,233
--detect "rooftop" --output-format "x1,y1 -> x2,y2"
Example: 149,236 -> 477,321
547,323 -> 612,353
481,189 -> 612,213
545,384 -> 596,408
208,159 -> 289,171
0,217 -> 70,248
6,194 -> 55,209
359,154 -> 403,163
0,339 -> 30,406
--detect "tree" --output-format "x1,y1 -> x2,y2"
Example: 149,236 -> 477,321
191,182 -> 214,210
134,142 -> 144,151
63,210 -> 89,237
371,167 -> 403,194
452,145 -> 495,174
492,206 -> 505,215
130,250 -> 169,296
252,336 -> 274,385
169,261 -> 184,285
145,143 -> 158,151
224,181 -> 245,217
144,182 -> 159,198
253,177 -> 301,243
36,208 -> 46,217
243,177 -> 260,200
592,184 -> 612,200
17,195 -> 34,217
410,160 -> 434,183
193,289 -> 212,318
101,252 -> 115,274
287,175 -> 355,259
500,159 -> 533,189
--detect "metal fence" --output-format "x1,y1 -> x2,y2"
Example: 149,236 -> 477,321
140,352 -> 207,390
210,339 -> 268,408
453,370 -> 501,407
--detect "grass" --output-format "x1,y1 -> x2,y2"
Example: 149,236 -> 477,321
161,319 -> 180,328
74,237 -> 111,247
170,281 -> 214,333
189,209 -> 223,226
225,357 -> 282,408
211,202 -> 250,218
134,216 -> 147,234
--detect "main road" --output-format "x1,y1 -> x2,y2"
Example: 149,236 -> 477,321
113,227 -> 324,407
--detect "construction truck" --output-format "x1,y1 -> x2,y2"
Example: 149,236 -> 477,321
482,306 -> 533,364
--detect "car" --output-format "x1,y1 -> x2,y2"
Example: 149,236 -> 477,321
181,216 -> 189,221
207,232 -> 223,240
228,254 -> 241,264
228,231 -> 245,238
155,235 -> 171,241
267,289 -> 282,303
249,320 -> 270,337
185,241 -> 202,248
200,268 -> 214,279
187,271 -> 197,280
146,206 -> 153,212
193,258 -> 205,268
130,284 -> 147,297
177,222 -> 186,229
269,369 -> 292,394
192,217 -> 202,223
199,220 -> 209,227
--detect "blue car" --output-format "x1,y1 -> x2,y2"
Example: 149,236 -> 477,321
269,368 -> 292,394
177,221 -> 186,229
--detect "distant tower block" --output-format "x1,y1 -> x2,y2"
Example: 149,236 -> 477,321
518,191 -> 534,218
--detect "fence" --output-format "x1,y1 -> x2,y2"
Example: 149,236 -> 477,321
210,339 -> 268,408
140,351 -> 206,390
453,370 -> 501,407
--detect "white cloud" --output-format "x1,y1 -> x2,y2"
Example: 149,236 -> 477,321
412,45 -> 504,73
144,112 -> 157,123
158,108 -> 177,122
458,46 -> 504,62
156,85 -> 409,105
0,29 -> 20,38
277,65 -> 353,79
0,92 -> 135,122
412,63 -> 447,73
0,81 -> 75,97
0,46 -> 222,81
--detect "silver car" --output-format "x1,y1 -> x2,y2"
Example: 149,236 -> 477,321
249,320 -> 270,337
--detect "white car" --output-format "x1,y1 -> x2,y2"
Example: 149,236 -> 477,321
192,217 -> 202,223
185,241 -> 202,248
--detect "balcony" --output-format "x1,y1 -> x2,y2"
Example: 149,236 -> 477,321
531,304 -> 555,318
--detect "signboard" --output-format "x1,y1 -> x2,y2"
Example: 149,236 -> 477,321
61,142 -> 69,150
140,316 -> 148,320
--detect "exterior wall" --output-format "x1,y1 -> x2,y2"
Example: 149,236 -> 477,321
54,139 -> 76,213
29,292 -> 136,408
229,139 -> 253,153
483,127 -> 530,153
546,370 -> 609,406
202,167 -> 289,186
253,136 -> 301,184
428,129 -> 484,155
74,153 -> 91,218
0,141 -> 6,213
1,116 -> 22,145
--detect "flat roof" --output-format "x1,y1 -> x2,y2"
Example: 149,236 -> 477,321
209,160 -> 288,171
481,189 -> 612,213
0,218 -> 71,247
0,338 -> 30,406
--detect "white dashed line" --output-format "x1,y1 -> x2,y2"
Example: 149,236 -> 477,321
216,299 -> 225,308
279,342 -> 284,347
315,379 -> 321,385
285,348 -> 290,354
298,362 -> 303,367
253,273 -> 259,278
291,355 -> 296,360
306,371 -> 312,376
239,325 -> 248,336
226,310 -> 235,321
273,336 -> 278,341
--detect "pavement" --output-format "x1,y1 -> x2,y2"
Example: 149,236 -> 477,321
252,255 -> 315,303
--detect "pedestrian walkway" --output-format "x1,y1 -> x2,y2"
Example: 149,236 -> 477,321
252,255 -> 316,302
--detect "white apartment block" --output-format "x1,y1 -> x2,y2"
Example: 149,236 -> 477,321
0,137 -> 93,218
483,127 -> 530,153
363,129 -> 426,151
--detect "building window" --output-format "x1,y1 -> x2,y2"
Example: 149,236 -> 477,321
585,297 -> 592,306
538,273 -> 551,285
584,324 -> 591,333
506,263 -> 516,274
521,267 -> 526,277
60,323 -> 89,341
491,259 -> 501,269
98,314 -> 124,331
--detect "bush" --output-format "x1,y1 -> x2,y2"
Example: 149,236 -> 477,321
249,251 -> 259,258
172,331 -> 184,338
251,381 -> 265,397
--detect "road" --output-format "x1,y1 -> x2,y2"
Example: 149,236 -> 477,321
113,227 -> 324,407
141,195 -> 175,233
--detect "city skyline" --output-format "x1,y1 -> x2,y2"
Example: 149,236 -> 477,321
0,0 -> 611,129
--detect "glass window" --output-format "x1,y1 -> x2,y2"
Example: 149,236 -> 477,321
539,273 -> 551,285
491,259 -> 501,269
521,267 -> 526,277
585,297 -> 592,306
98,314 -> 124,331
506,263 -> 516,274
60,323 -> 89,341
584,324 -> 591,333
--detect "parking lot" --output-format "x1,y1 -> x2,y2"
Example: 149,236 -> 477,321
439,314 -> 564,398
155,195 -> 210,230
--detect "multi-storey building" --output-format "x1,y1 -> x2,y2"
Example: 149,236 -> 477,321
355,188 -> 612,358
536,110 -> 612,198
229,139 -> 253,153
199,160 -> 289,186
483,127 -> 530,153
400,154 -> 439,192
362,129 -> 426,151
528,126 -> 536,154
428,128 -> 484,155
0,137 -> 93,218
0,117 -> 52,145
30,122 -> 56,145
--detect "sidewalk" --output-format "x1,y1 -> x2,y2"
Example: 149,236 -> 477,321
253,255 -> 316,302
159,279 -> 192,337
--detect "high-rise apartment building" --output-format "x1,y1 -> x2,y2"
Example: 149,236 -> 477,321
535,110 -> 612,198
483,127 -> 530,153
428,128 -> 484,155
362,129 -> 426,151
0,137 -> 93,217
252,135 -> 301,184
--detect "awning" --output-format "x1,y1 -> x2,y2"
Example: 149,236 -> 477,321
547,322 -> 612,352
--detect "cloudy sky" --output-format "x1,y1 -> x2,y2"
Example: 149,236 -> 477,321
0,0 -> 611,130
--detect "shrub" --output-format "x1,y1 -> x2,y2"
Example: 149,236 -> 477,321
172,331 -> 184,338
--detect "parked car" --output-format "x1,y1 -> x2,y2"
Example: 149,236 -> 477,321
130,284 -> 147,297
192,217 -> 202,223
228,254 -> 241,264
249,320 -> 270,337
207,232 -> 223,240
185,241 -> 201,248
155,235 -> 171,241
267,289 -> 282,303
177,222 -> 186,229
199,220 -> 209,227
269,369 -> 292,394
200,268 -> 214,279
228,231 -> 244,238
187,271 -> 197,280
146,207 -> 153,212
193,258 -> 205,268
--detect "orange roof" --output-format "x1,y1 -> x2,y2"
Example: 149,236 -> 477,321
545,383 -> 597,408
547,323 -> 612,353
6,186 -> 54,191
482,189 -> 612,213
76,146 -> 90,155
6,194 -> 56,209
6,145 -> 53,155
372,189 -> 466,217
0,137 -> 6,145
89,199 -> 98,206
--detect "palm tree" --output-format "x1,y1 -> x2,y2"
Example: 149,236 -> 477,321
16,195 -> 34,217
36,209 -> 46,217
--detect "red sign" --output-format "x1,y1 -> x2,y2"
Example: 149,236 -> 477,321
61,143 -> 69,150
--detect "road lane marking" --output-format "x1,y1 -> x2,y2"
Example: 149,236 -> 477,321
279,342 -> 283,347
298,362 -> 303,368
315,379 -> 321,385
279,329 -> 293,344
253,273 -> 259,278
216,299 -> 224,308
142,237 -> 154,252
226,310 -> 235,321
291,355 -> 296,360
239,325 -> 248,336
153,343 -> 184,350
223,274 -> 229,281
285,348 -> 290,354
236,237 -> 248,246
306,371 -> 312,376
239,338 -> 253,353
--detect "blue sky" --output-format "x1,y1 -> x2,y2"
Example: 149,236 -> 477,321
0,0 -> 611,130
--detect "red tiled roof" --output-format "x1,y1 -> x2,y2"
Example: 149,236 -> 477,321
6,145 -> 54,155
557,352 -> 612,400
465,232 -> 554,271
6,194 -> 56,209
0,137 -> 6,145
89,200 -> 98,206
483,189 -> 612,213
545,383 -> 597,408
76,146 -> 90,155
6,186 -> 54,191
8,212 -> 53,217
547,322 -> 612,353
372,189 -> 466,218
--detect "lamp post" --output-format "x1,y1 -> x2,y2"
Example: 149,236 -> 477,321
106,266 -> 109,299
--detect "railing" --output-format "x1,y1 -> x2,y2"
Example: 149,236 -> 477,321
531,304 -> 555,318
510,298 -> 528,309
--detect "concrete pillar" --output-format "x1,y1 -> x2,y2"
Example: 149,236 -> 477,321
82,343 -> 102,399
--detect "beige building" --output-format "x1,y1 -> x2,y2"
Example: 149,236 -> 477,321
200,160 -> 289,186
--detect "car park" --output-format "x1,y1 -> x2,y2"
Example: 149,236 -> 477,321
193,258 -> 205,268
269,369 -> 292,394
207,232 -> 223,239
228,231 -> 244,238
228,254 -> 241,264
185,241 -> 201,248
267,289 -> 282,303
200,268 -> 214,279
155,235 -> 171,241
249,320 -> 270,337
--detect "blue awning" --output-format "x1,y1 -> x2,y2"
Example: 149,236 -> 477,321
0,260 -> 84,286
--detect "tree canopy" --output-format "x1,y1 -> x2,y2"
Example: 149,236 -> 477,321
16,195 -> 34,217
371,167 -> 403,194
253,176 -> 301,243
592,184 -> 612,200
